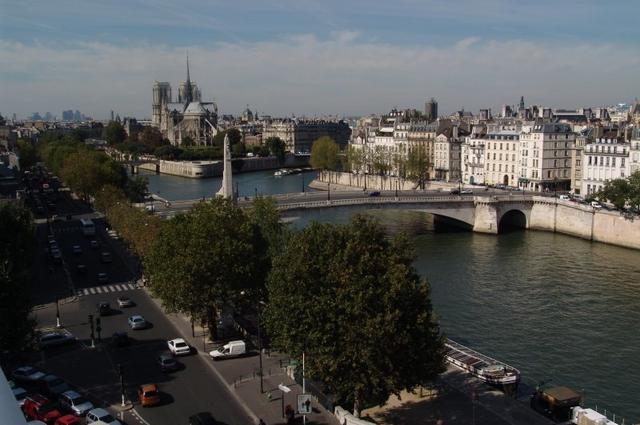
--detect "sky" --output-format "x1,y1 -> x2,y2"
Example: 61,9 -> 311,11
1,0 -> 639,120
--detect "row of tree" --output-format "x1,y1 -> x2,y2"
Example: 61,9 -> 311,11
0,202 -> 37,367
38,137 -> 148,203
311,137 -> 432,184
136,195 -> 444,416
595,170 -> 640,211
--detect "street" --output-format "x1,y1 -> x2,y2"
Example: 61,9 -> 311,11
24,175 -> 253,425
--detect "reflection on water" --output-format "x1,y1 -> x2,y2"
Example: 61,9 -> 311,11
287,208 -> 640,422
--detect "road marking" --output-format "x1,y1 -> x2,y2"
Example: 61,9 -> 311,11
131,408 -> 151,425
108,285 -> 116,292
83,288 -> 90,295
127,283 -> 135,290
115,284 -> 124,291
89,287 -> 96,294
95,286 -> 103,293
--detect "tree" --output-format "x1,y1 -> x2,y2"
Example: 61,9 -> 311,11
16,139 -> 38,170
138,127 -> 166,149
310,136 -> 339,170
102,121 -> 127,145
264,137 -> 286,162
597,170 -> 640,211
59,149 -> 126,200
265,215 -> 445,417
181,136 -> 195,147
213,128 -> 242,148
0,203 -> 36,365
406,145 -> 431,189
124,175 -> 149,203
154,145 -> 183,160
144,198 -> 269,339
344,145 -> 364,173
232,142 -> 247,158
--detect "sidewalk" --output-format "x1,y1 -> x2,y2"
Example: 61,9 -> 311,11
143,288 -> 339,425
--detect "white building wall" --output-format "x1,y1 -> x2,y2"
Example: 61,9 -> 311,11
581,139 -> 631,195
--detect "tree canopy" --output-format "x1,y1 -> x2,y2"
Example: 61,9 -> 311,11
16,139 -> 38,170
264,215 -> 445,416
406,145 -> 431,189
102,121 -> 127,145
143,197 -> 270,339
596,170 -> 640,211
264,137 -> 287,162
0,203 -> 36,365
59,149 -> 126,201
310,136 -> 339,170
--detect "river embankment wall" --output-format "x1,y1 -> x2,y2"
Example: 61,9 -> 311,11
311,170 -> 461,191
137,155 -> 309,178
530,198 -> 640,250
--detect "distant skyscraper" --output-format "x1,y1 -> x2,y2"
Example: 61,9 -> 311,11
44,112 -> 52,121
424,98 -> 438,121
30,112 -> 42,121
519,96 -> 525,110
110,110 -> 114,121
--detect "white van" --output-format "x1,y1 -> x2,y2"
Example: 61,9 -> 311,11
209,340 -> 246,360
591,201 -> 602,209
559,195 -> 570,200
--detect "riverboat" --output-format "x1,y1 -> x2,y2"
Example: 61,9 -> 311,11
274,169 -> 292,177
445,339 -> 520,391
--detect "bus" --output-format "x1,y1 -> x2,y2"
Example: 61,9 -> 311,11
80,219 -> 96,236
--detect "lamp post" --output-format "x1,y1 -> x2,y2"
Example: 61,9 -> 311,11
301,173 -> 305,193
119,364 -> 126,407
327,182 -> 331,201
257,302 -> 264,394
55,294 -> 61,328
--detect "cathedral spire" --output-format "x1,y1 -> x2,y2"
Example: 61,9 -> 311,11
185,53 -> 193,104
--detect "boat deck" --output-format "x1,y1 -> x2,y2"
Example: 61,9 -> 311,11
445,339 -> 520,376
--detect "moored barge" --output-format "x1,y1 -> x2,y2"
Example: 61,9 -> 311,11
445,339 -> 520,393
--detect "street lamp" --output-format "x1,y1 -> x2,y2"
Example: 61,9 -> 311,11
327,182 -> 331,201
257,302 -> 264,394
55,294 -> 61,328
119,364 -> 126,407
301,173 -> 305,193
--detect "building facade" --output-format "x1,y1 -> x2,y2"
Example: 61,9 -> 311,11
483,126 -> 520,186
581,138 -> 631,196
262,119 -> 351,153
519,123 -> 575,192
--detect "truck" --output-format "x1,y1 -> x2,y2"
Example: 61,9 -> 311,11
209,340 -> 246,360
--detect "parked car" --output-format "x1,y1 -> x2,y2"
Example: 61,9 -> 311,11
53,415 -> 82,425
189,412 -> 216,425
72,245 -> 82,255
59,390 -> 94,416
12,386 -> 28,407
100,252 -> 112,263
591,201 -> 603,209
12,366 -> 46,385
209,340 -> 246,360
368,191 -> 381,197
97,273 -> 108,283
167,338 -> 191,356
116,296 -> 134,308
460,189 -> 473,194
157,353 -> 179,372
86,407 -> 122,425
111,331 -> 130,348
39,332 -> 76,349
51,249 -> 63,264
90,240 -> 100,249
559,194 -> 571,200
128,315 -> 147,330
97,302 -> 112,316
36,374 -> 71,397
22,394 -> 62,424
138,384 -> 160,407
76,264 -> 87,274
449,188 -> 460,195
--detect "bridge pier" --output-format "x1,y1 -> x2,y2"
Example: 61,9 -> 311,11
473,200 -> 499,234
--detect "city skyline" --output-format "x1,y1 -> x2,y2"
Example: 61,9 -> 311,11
1,0 -> 639,119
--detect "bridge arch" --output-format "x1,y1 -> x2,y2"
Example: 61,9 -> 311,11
498,209 -> 527,233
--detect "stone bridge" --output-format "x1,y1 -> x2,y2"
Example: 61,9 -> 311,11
272,193 -> 535,234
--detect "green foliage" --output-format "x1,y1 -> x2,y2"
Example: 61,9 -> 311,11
102,121 -> 127,145
181,136 -> 195,147
264,137 -> 287,161
213,128 -> 242,148
0,203 -> 36,364
406,145 -> 431,189
310,136 -> 339,170
265,215 -> 445,416
138,127 -> 166,149
144,197 -> 269,338
124,175 -> 149,203
232,142 -> 247,158
16,139 -> 39,169
59,149 -> 126,201
344,145 -> 364,173
246,197 -> 288,275
372,147 -> 392,176
154,145 -> 183,160
596,170 -> 640,211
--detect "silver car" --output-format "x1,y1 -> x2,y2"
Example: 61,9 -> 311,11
127,314 -> 147,330
86,407 -> 122,424
117,296 -> 134,308
12,366 -> 45,384
39,331 -> 76,348
60,390 -> 94,416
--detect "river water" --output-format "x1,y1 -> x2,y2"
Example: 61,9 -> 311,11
143,170 -> 640,422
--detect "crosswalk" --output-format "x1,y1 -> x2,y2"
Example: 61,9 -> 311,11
77,282 -> 139,296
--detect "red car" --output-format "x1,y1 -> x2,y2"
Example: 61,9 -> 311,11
54,415 -> 81,425
22,394 -> 62,424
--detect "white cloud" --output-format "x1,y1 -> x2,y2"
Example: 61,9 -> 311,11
1,33 -> 639,119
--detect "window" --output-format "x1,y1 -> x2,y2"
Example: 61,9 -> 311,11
606,157 -> 609,166
622,158 -> 625,167
588,156 -> 592,165
612,157 -> 616,167
600,157 -> 603,166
